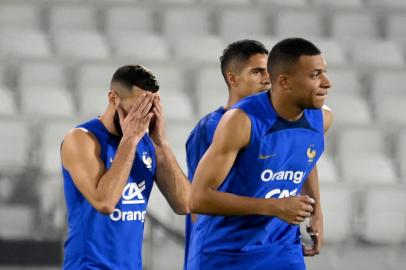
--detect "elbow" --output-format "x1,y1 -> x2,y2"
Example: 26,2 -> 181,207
189,188 -> 204,214
174,203 -> 190,215
95,201 -> 116,215
173,192 -> 191,215
97,205 -> 115,215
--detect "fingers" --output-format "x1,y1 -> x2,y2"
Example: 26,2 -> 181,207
312,234 -> 321,254
128,93 -> 147,116
153,94 -> 162,111
294,216 -> 306,223
302,245 -> 318,257
152,94 -> 164,123
305,204 -> 314,214
301,210 -> 312,218
292,220 -> 301,225
308,227 -> 322,253
300,195 -> 315,205
303,226 -> 321,256
299,195 -> 314,214
127,93 -> 153,119
145,112 -> 154,124
139,95 -> 154,116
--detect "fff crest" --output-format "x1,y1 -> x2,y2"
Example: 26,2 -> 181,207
307,144 -> 316,163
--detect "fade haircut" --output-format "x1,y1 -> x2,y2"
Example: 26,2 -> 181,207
267,38 -> 321,82
220,39 -> 268,87
111,65 -> 159,92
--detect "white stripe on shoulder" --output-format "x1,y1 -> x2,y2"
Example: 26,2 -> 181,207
322,104 -> 332,111
75,127 -> 89,133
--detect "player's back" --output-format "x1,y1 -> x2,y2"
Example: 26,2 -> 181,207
184,106 -> 226,269
187,91 -> 325,269
186,106 -> 226,181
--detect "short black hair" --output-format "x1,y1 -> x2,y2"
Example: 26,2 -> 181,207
220,39 -> 268,87
111,65 -> 159,92
267,37 -> 321,81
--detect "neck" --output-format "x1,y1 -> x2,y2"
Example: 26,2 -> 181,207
270,88 -> 304,121
224,88 -> 244,110
99,104 -> 120,136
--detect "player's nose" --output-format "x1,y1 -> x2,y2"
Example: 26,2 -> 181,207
321,74 -> 332,89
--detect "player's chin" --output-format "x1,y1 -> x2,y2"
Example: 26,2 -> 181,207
311,97 -> 326,109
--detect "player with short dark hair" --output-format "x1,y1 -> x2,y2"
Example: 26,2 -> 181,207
187,38 -> 333,270
184,39 -> 270,269
61,65 -> 190,269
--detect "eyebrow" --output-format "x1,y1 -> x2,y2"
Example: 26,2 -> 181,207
312,68 -> 327,74
250,67 -> 267,72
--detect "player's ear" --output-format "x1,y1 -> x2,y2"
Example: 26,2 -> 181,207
108,90 -> 119,106
226,72 -> 237,87
278,74 -> 290,92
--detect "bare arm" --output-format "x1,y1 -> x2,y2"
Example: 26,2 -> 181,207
150,95 -> 190,215
301,106 -> 334,255
322,105 -> 333,133
305,106 -> 333,212
190,109 -> 314,224
61,94 -> 154,215
303,106 -> 333,207
305,106 -> 333,211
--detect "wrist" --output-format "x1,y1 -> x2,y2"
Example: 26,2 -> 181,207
152,138 -> 170,149
263,198 -> 281,217
121,135 -> 141,146
312,204 -> 323,216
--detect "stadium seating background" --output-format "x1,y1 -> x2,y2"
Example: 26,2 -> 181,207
0,0 -> 406,269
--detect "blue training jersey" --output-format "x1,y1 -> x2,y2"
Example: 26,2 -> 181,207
184,106 -> 226,268
62,118 -> 156,270
187,91 -> 325,270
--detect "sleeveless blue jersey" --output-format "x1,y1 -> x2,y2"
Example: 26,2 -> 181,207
62,118 -> 156,270
184,107 -> 226,269
187,91 -> 324,270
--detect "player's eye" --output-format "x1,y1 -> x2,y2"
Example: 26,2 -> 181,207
311,73 -> 320,79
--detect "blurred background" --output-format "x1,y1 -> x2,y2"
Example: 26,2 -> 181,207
0,0 -> 406,269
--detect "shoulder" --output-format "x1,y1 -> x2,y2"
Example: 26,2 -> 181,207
214,109 -> 251,149
232,92 -> 272,124
322,104 -> 333,133
223,108 -> 251,123
61,128 -> 100,161
233,91 -> 268,110
187,109 -> 225,145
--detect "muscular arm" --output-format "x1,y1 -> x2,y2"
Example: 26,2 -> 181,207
301,106 -> 334,255
305,107 -> 333,200
150,95 -> 190,215
154,143 -> 190,214
190,109 -> 314,223
61,130 -> 140,214
303,107 -> 333,205
302,166 -> 321,214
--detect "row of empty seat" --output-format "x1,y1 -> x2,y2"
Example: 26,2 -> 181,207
1,63 -> 406,129
6,0 -> 406,8
1,28 -> 406,70
2,2 -> 406,39
1,2 -> 406,268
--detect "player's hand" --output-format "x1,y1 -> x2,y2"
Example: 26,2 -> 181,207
274,195 -> 315,225
149,94 -> 169,147
116,93 -> 154,141
303,211 -> 324,256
